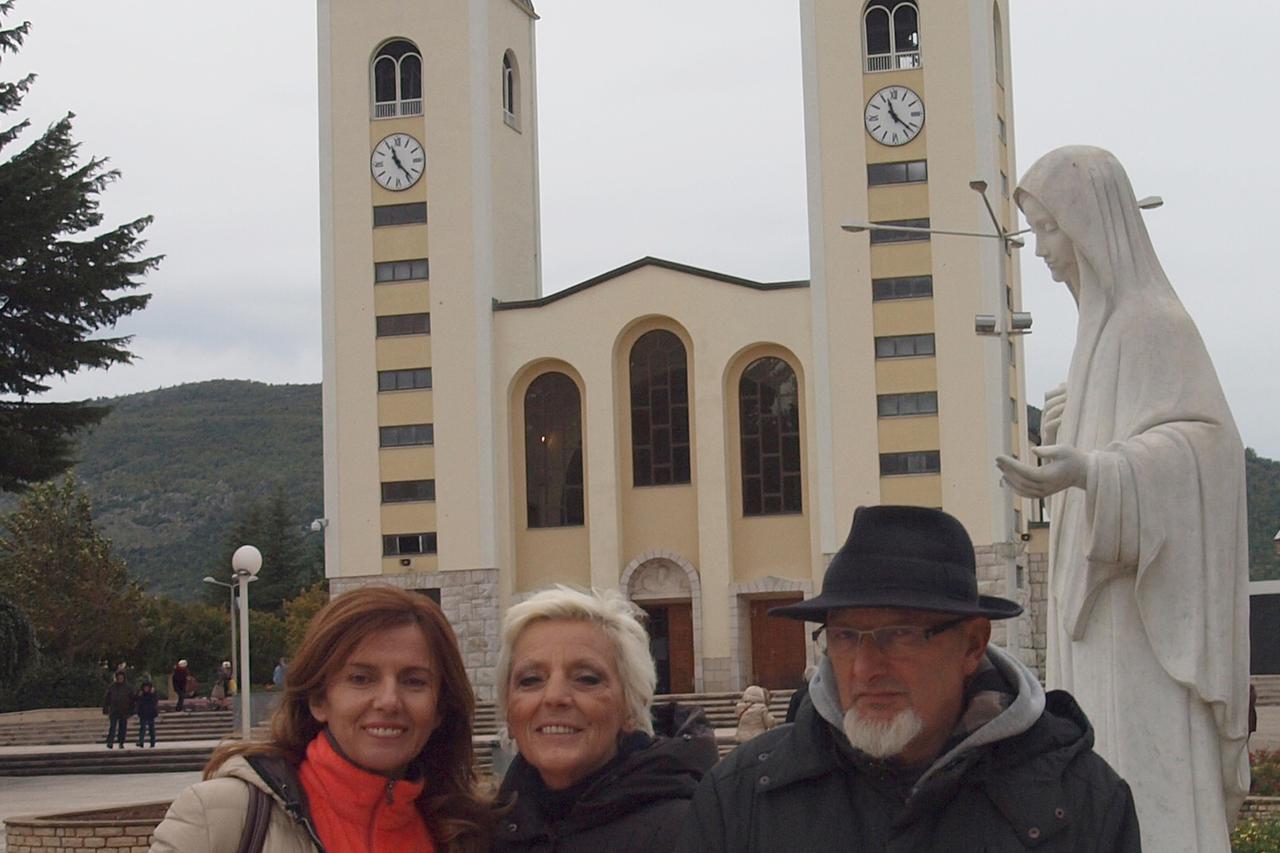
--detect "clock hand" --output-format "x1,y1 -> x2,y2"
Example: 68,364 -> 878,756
886,103 -> 909,128
387,148 -> 413,178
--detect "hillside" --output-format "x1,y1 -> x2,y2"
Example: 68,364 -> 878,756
0,380 -> 323,600
1,381 -> 1278,596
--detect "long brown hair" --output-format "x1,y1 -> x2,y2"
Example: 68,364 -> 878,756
206,585 -> 491,851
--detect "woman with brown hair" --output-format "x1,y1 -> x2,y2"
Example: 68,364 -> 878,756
150,586 -> 491,852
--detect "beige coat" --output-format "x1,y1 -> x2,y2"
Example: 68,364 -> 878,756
733,686 -> 776,743
149,756 -> 319,853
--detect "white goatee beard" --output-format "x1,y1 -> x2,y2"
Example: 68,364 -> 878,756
842,706 -> 924,759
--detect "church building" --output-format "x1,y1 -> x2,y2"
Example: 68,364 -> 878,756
317,0 -> 1033,699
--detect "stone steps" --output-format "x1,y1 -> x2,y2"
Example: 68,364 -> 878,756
1254,675 -> 1280,706
0,711 -> 234,747
0,745 -> 215,776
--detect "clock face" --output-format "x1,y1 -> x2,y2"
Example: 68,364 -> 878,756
370,133 -> 425,191
864,86 -> 924,147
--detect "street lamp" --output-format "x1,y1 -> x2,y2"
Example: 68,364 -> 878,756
231,545 -> 262,739
201,576 -> 237,688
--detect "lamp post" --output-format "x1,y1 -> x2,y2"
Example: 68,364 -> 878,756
201,576 -> 238,688
231,545 -> 262,739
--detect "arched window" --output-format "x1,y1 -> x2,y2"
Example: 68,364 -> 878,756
864,1 -> 921,72
739,357 -> 802,516
502,50 -> 520,128
629,330 -> 691,487
524,372 -> 585,528
373,39 -> 423,119
993,3 -> 1005,86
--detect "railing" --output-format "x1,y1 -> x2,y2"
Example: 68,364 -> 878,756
866,50 -> 921,72
373,99 -> 423,119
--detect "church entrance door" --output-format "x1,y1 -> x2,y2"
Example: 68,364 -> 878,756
748,594 -> 806,689
641,601 -> 694,695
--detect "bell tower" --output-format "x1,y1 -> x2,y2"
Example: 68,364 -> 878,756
800,0 -> 1025,557
317,0 -> 541,601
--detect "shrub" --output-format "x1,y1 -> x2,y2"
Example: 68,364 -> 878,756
1233,816 -> 1280,852
0,657 -> 112,712
1251,749 -> 1280,797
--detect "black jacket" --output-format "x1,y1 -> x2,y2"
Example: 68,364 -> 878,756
137,690 -> 160,720
677,690 -> 1141,853
103,681 -> 135,717
494,703 -> 719,853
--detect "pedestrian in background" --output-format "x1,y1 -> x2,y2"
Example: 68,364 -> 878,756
102,671 -> 135,749
733,685 -> 776,743
170,659 -> 189,712
211,661 -> 233,710
136,680 -> 159,748
271,656 -> 287,690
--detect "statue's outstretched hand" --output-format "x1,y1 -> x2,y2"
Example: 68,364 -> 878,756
1041,383 -> 1067,445
995,444 -> 1088,499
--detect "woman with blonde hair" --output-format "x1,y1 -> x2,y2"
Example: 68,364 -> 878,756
151,585 -> 491,852
492,585 -> 717,852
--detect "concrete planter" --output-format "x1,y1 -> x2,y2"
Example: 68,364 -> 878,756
3,801 -> 169,852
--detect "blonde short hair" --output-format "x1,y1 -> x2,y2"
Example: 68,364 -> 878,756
496,585 -> 657,736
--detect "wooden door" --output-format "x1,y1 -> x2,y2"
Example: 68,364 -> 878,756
749,595 -> 806,689
666,602 -> 695,694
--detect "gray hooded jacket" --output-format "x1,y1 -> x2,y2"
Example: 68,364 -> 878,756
677,646 -> 1141,852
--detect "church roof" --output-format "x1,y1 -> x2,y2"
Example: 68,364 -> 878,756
493,256 -> 808,312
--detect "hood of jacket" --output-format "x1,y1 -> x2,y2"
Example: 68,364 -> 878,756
497,702 -> 718,843
808,642 -> 1047,783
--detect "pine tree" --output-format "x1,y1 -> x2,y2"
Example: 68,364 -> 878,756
0,1 -> 161,492
207,488 -> 322,613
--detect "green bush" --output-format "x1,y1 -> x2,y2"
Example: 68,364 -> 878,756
0,657 -> 112,712
1251,750 -> 1280,797
1233,816 -> 1280,852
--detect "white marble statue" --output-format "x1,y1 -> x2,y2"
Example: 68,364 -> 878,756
996,145 -> 1250,852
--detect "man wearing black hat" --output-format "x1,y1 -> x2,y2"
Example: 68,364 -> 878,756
677,506 -> 1140,852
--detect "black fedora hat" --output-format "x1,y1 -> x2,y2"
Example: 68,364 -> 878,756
771,505 -> 1022,622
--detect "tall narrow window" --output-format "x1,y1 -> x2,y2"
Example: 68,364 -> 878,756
372,39 -> 423,118
993,4 -> 1005,86
739,357 -> 802,516
864,2 -> 921,72
524,373 -> 585,528
502,50 -> 520,128
629,330 -> 691,487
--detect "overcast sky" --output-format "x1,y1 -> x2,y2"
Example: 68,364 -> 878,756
10,1 -> 1280,458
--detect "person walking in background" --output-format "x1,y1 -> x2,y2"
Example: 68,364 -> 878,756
733,685 -> 776,743
784,665 -> 818,724
136,680 -> 159,747
210,661 -> 233,710
271,656 -> 287,690
102,670 -> 135,749
170,659 -> 189,712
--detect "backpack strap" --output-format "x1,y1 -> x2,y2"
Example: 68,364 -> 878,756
236,784 -> 273,853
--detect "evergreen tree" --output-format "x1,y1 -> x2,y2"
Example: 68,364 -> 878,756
207,488 -> 321,613
0,477 -> 143,662
0,1 -> 160,492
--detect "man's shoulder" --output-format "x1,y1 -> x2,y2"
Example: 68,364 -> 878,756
710,723 -> 797,780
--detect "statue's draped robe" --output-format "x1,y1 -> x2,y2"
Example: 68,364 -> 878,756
1019,148 -> 1250,853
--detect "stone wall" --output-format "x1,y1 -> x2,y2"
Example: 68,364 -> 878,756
974,544 -> 1047,680
330,569 -> 501,701
4,803 -> 168,852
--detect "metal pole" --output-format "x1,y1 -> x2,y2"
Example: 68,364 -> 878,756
238,572 -> 252,740
229,585 -> 238,688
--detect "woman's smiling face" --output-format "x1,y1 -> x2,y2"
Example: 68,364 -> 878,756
308,622 -> 441,775
505,619 -> 632,790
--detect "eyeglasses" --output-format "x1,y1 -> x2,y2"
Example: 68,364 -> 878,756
811,617 -> 970,660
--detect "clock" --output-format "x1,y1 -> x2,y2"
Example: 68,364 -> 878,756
370,133 -> 425,191
864,86 -> 924,147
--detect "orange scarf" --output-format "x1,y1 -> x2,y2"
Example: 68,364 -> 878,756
298,733 -> 436,853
